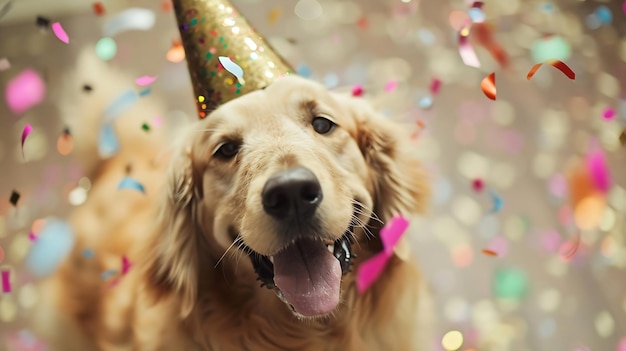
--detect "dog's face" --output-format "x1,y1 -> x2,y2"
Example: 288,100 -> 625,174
151,76 -> 429,318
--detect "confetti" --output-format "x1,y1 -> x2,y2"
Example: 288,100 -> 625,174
480,72 -> 496,100
99,123 -> 120,158
356,16 -> 369,30
351,84 -> 364,97
296,63 -> 312,77
166,41 -> 185,63
430,78 -> 442,95
468,7 -> 485,23
25,218 -> 75,277
1,270 -> 11,293
95,37 -> 117,60
28,232 -> 37,241
586,150 -> 611,193
601,107 -> 615,120
218,56 -> 245,84
21,124 -> 33,159
57,129 -> 73,156
121,256 -> 132,275
82,249 -> 94,259
4,69 -> 46,115
101,269 -> 118,280
152,116 -> 163,127
489,189 -> 504,213
357,215 -> 409,294
493,267 -> 528,300
9,190 -> 20,206
139,88 -> 152,96
35,16 -> 50,29
458,29 -> 480,68
161,0 -> 172,12
93,2 -> 105,15
118,177 -> 145,193
103,89 -> 138,122
482,249 -> 498,256
51,22 -> 69,44
267,7 -> 282,25
102,8 -> 156,37
472,179 -> 484,192
527,60 -> 575,81
0,57 -> 10,71
418,96 -> 433,109
141,123 -> 150,131
560,233 -> 581,260
384,80 -> 398,93
135,75 -> 158,86
0,246 -> 4,264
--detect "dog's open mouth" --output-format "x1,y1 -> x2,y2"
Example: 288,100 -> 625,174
241,224 -> 355,317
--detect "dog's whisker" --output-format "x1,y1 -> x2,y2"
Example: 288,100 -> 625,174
214,236 -> 243,269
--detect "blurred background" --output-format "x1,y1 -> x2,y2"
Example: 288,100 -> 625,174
0,0 -> 625,350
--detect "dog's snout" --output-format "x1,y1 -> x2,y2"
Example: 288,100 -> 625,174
262,167 -> 323,220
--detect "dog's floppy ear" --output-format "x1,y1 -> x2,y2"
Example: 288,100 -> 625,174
349,98 -> 430,259
146,146 -> 204,318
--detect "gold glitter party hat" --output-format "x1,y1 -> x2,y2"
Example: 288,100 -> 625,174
173,0 -> 294,118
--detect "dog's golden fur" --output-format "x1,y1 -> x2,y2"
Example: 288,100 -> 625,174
39,62 -> 433,350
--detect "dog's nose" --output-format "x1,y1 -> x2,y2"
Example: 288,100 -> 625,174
262,167 -> 323,220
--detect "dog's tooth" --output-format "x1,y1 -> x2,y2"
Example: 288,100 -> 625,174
269,256 -> 274,264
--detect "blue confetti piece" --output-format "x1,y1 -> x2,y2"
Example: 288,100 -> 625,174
218,56 -> 245,84
540,3 -> 554,13
468,8 -> 485,23
103,89 -> 138,122
595,5 -> 612,25
418,96 -> 433,109
25,218 -> 75,277
585,13 -> 601,30
323,73 -> 339,89
139,87 -> 152,96
100,269 -> 118,280
117,176 -> 145,193
82,248 -> 94,259
99,123 -> 119,158
489,189 -> 504,213
296,63 -> 312,77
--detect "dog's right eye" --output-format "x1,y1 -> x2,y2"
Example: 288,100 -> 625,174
214,142 -> 239,160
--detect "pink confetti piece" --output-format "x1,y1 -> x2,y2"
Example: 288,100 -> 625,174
586,150 -> 611,193
356,215 -> 410,294
151,116 -> 163,127
459,31 -> 480,68
601,107 -> 615,120
623,1 -> 626,17
429,78 -> 442,95
384,80 -> 398,93
121,255 -> 132,275
380,215 -> 409,256
356,252 -> 388,294
135,75 -> 158,86
351,84 -> 364,97
4,69 -> 46,115
51,22 -> 69,44
28,232 -> 37,241
21,124 -> 33,159
1,270 -> 11,293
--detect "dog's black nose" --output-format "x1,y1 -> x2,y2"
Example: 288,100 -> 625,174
262,167 -> 323,220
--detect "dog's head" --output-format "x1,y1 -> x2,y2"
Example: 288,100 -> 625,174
148,76 -> 429,318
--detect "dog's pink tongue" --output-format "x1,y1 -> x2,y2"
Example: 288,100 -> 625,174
273,240 -> 341,317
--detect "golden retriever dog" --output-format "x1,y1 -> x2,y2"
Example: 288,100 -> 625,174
38,55 -> 433,349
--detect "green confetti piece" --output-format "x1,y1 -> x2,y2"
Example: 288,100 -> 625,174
141,123 -> 150,131
493,267 -> 528,300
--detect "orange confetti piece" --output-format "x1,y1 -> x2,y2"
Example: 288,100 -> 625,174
481,72 -> 496,100
93,2 -> 105,16
57,130 -> 74,156
482,249 -> 498,256
267,7 -> 282,26
527,60 -> 575,81
356,16 -> 369,30
161,0 -> 172,12
472,23 -> 510,68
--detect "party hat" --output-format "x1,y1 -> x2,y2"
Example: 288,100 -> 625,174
173,0 -> 294,118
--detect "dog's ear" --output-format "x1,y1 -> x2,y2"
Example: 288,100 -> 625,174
349,98 -> 430,258
146,147 -> 204,318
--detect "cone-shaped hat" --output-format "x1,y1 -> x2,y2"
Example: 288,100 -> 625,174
173,0 -> 294,118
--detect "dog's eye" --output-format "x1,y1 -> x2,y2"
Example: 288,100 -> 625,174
214,142 -> 239,159
312,116 -> 336,135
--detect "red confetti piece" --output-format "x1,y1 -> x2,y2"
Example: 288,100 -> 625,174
560,233 -> 581,261
51,22 -> 69,44
481,72 -> 496,100
121,256 -> 132,275
458,29 -> 480,68
472,178 -> 484,192
482,249 -> 498,256
527,60 -> 575,80
356,16 -> 369,30
93,2 -> 105,15
601,107 -> 615,120
351,84 -> 364,97
21,124 -> 33,159
472,23 -> 510,68
430,78 -> 442,95
1,270 -> 11,293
